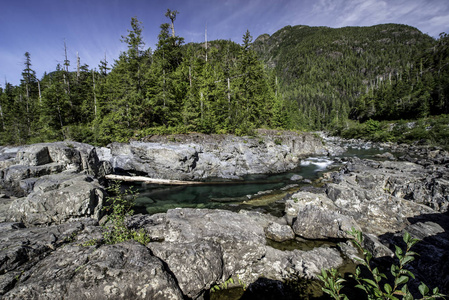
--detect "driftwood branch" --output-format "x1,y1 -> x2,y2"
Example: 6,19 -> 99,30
105,174 -> 205,185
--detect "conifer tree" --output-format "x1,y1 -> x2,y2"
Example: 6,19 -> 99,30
96,17 -> 151,143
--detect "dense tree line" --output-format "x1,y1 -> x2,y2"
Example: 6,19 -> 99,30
0,12 -> 279,145
1,18 -> 448,146
253,24 -> 448,130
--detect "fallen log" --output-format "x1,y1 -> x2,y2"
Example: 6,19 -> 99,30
105,174 -> 206,185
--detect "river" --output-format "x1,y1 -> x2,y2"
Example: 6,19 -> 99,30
131,141 -> 387,216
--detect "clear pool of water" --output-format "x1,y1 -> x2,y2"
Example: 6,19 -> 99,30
130,156 -> 338,215
129,145 -> 390,216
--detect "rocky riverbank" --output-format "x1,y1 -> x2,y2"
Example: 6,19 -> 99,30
0,132 -> 448,299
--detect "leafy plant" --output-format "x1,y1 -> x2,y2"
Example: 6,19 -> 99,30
318,228 -> 446,300
210,275 -> 247,292
102,181 -> 150,245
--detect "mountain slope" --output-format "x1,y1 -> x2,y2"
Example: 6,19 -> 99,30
253,24 -> 436,129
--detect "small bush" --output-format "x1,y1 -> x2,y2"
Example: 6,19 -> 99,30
318,228 -> 446,300
102,181 -> 150,245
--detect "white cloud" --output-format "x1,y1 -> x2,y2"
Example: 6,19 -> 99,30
307,0 -> 449,37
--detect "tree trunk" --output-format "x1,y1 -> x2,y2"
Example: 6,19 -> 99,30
92,69 -> 97,117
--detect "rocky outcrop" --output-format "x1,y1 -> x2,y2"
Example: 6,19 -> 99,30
0,143 -> 106,225
98,131 -> 328,180
330,157 -> 449,214
6,174 -> 104,226
0,219 -> 184,299
282,152 -> 449,293
128,208 -> 344,298
1,136 -> 449,298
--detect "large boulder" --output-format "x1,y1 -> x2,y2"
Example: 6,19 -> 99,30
149,241 -> 223,299
5,174 -> 104,226
101,131 -> 327,180
2,241 -> 184,300
292,205 -> 359,239
128,208 -> 345,297
1,142 -> 104,197
0,219 -> 98,296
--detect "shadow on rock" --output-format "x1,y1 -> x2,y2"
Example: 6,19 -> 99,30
238,277 -> 325,300
379,211 -> 449,295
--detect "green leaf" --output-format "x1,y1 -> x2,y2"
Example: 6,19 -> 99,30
395,276 -> 409,286
391,265 -> 399,277
399,269 -> 416,280
362,278 -> 378,288
357,230 -> 363,243
384,283 -> 393,294
418,282 -> 429,296
355,284 -> 367,292
403,231 -> 411,244
409,238 -> 420,248
401,255 -> 415,265
395,245 -> 403,258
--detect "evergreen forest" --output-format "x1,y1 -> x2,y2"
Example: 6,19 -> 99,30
1,11 -> 448,146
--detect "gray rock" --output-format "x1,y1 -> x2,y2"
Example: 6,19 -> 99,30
375,152 -> 396,160
289,174 -> 303,181
252,246 -> 344,281
128,208 -> 344,289
15,145 -> 51,166
0,219 -> 98,296
149,241 -> 223,299
1,142 -> 103,198
6,175 -> 105,226
265,222 -> 295,242
292,205 -> 360,239
105,132 -> 326,180
3,241 -> 184,300
362,233 -> 394,258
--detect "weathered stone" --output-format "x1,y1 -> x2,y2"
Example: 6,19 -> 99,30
15,145 -> 51,166
149,241 -> 223,299
0,219 -> 100,296
289,174 -> 303,181
2,241 -> 184,300
265,222 -> 295,242
292,205 -> 360,239
6,175 -> 104,226
252,246 -> 344,281
104,131 -> 327,180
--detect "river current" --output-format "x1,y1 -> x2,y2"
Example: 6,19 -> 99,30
131,141 -> 387,216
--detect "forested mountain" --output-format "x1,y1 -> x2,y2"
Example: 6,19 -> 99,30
1,16 -> 448,146
253,23 -> 448,130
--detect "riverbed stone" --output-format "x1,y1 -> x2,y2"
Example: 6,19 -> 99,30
149,241 -> 223,299
6,175 -> 105,226
292,205 -> 359,239
265,222 -> 295,242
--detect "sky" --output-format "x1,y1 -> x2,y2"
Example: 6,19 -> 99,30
1,0 -> 449,87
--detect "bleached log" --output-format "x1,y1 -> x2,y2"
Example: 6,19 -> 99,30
105,174 -> 205,185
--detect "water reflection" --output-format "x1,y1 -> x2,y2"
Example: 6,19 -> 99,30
131,145 -> 388,216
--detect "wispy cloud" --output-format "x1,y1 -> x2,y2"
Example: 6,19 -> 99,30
309,0 -> 449,36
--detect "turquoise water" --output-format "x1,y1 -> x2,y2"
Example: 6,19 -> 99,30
130,145 -> 390,215
131,156 -> 336,215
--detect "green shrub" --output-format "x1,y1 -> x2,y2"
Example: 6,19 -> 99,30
318,228 -> 446,300
102,181 -> 150,245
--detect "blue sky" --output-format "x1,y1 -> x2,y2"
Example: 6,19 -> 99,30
1,0 -> 449,86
